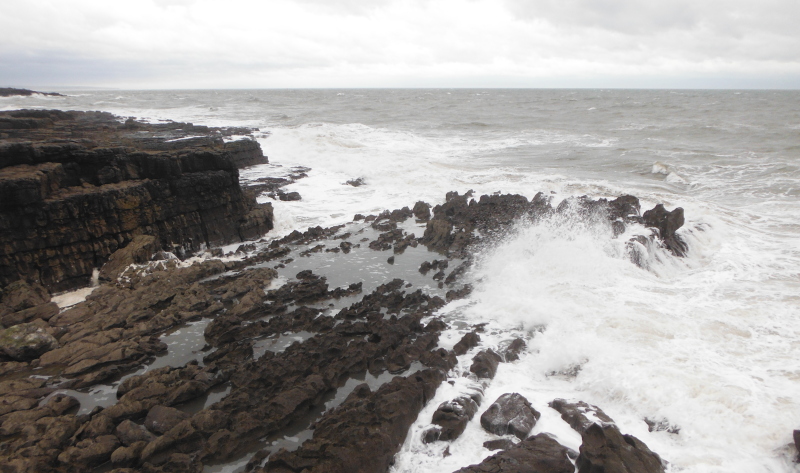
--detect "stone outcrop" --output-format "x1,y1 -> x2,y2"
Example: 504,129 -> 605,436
0,110 -> 272,291
480,393 -> 540,440
0,88 -> 64,97
454,434 -> 574,473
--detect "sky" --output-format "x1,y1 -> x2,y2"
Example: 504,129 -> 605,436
1,0 -> 799,89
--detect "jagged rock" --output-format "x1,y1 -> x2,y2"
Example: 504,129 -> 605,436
576,423 -> 665,473
115,419 -> 157,446
502,338 -> 526,362
793,429 -> 800,461
0,322 -> 58,360
549,398 -> 615,433
0,110 -> 273,292
345,177 -> 365,187
111,440 -> 147,466
99,235 -> 157,281
470,349 -> 502,379
413,201 -> 431,220
642,204 -> 686,256
483,438 -> 517,451
57,434 -> 120,468
455,434 -> 573,473
144,405 -> 190,435
262,369 -> 445,473
453,331 -> 480,355
425,396 -> 479,442
480,393 -> 540,439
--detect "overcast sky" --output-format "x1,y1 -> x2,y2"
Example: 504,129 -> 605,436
1,0 -> 799,89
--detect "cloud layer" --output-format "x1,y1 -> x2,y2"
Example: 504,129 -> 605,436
1,0 -> 798,88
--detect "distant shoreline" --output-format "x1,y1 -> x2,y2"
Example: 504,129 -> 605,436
0,87 -> 65,97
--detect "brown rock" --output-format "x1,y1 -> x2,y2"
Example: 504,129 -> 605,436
455,434 -> 573,473
0,322 -> 59,360
480,393 -> 540,440
144,405 -> 190,435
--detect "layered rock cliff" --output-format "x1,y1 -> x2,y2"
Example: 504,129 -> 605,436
0,110 -> 272,291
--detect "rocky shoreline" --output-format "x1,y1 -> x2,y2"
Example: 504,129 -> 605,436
0,109 -> 760,473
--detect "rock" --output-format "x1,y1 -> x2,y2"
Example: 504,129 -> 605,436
480,393 -> 540,439
549,399 -> 615,433
793,429 -> 800,460
453,331 -> 480,355
110,440 -> 147,466
345,177 -> 365,187
262,370 -> 445,473
576,423 -> 665,473
469,349 -> 502,379
0,322 -> 59,360
642,204 -> 687,256
3,301 -> 60,327
413,201 -> 431,220
0,280 -> 50,312
0,88 -> 64,97
454,434 -> 574,473
99,235 -> 157,281
426,396 -> 479,442
278,191 -> 302,201
115,419 -> 156,446
144,405 -> 190,434
224,139 -> 268,168
483,438 -> 517,451
502,338 -> 526,361
0,110 -> 274,292
57,434 -> 120,468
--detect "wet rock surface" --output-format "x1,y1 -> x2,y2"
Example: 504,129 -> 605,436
454,434 -> 574,473
0,110 -> 272,291
480,393 -> 540,440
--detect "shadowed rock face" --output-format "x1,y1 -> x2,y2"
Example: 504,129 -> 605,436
0,110 -> 272,291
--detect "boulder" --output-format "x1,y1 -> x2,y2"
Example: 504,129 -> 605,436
425,396 -> 479,442
577,423 -> 665,473
144,405 -> 190,435
549,398 -> 614,433
413,201 -> 431,220
453,331 -> 480,355
99,235 -> 157,282
115,419 -> 156,446
503,338 -> 526,362
642,204 -> 687,256
469,349 -> 502,379
480,393 -> 540,440
0,322 -> 59,360
454,434 -> 573,473
483,438 -> 517,451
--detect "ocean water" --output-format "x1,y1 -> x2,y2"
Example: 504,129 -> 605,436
3,89 -> 800,472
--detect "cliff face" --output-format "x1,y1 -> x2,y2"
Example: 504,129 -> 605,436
0,110 -> 272,291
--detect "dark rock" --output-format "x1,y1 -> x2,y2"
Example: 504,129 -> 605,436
0,88 -> 64,97
0,110 -> 274,292
480,393 -> 540,439
454,434 -> 573,473
345,177 -> 365,187
577,423 -> 665,473
144,405 -> 190,435
483,438 -> 517,451
0,279 -> 50,312
428,396 -> 479,442
469,349 -> 502,379
99,234 -> 157,282
453,331 -> 480,355
502,338 -> 526,362
278,191 -> 301,201
387,256 -> 395,264
794,429 -> 800,460
642,204 -> 687,256
224,139 -> 268,168
0,322 -> 59,360
549,398 -> 615,433
115,419 -> 156,446
413,201 -> 431,220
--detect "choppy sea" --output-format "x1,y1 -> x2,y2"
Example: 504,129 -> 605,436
3,89 -> 800,472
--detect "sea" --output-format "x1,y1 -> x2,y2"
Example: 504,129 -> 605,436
3,89 -> 799,472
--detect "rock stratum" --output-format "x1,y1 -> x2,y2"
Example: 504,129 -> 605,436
0,110 -> 272,291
